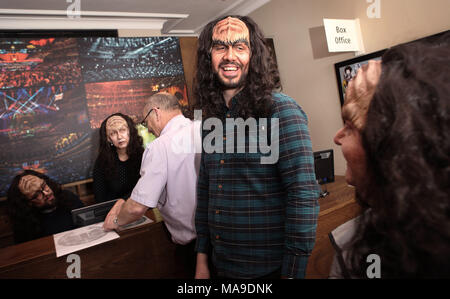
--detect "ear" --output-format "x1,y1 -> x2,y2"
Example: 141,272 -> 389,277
154,108 -> 161,121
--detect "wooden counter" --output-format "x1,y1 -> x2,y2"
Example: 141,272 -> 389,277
0,176 -> 359,279
305,175 -> 360,278
0,209 -> 189,279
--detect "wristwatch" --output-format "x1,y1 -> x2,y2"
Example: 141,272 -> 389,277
113,216 -> 119,225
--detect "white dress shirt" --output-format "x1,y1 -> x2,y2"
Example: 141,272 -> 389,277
131,114 -> 201,245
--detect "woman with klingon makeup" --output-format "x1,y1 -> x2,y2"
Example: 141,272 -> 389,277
93,113 -> 144,203
7,169 -> 84,244
330,36 -> 450,278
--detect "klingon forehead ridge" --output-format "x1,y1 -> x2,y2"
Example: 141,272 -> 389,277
212,17 -> 250,46
106,115 -> 127,130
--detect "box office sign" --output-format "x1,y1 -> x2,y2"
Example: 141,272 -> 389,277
323,18 -> 365,52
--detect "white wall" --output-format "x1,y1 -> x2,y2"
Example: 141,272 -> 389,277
249,0 -> 450,175
118,29 -> 161,37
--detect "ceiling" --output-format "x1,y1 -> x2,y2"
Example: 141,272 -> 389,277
0,0 -> 270,35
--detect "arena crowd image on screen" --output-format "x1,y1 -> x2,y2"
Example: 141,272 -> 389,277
85,76 -> 187,129
0,38 -> 82,90
0,84 -> 89,138
78,37 -> 185,83
0,36 -> 188,197
0,84 -> 93,197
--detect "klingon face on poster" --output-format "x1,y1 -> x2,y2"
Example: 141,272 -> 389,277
0,36 -> 187,197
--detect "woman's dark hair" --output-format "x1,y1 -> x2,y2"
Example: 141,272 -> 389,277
348,37 -> 450,278
191,15 -> 281,119
7,170 -> 67,243
97,113 -> 144,180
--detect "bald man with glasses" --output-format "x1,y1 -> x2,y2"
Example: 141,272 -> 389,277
103,92 -> 201,277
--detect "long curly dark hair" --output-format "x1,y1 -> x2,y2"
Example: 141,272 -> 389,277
7,170 -> 70,243
191,15 -> 281,119
348,37 -> 450,278
96,113 -> 144,180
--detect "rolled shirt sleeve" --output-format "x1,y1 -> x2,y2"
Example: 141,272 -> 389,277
131,140 -> 168,208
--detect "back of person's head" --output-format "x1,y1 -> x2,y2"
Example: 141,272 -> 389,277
145,92 -> 181,112
349,36 -> 450,278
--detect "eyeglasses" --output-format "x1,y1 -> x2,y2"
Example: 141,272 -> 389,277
30,181 -> 48,202
140,107 -> 158,127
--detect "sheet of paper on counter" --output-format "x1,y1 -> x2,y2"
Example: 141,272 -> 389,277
53,222 -> 119,258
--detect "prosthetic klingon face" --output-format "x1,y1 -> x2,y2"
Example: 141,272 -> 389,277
106,115 -> 130,150
334,60 -> 381,188
211,17 -> 251,90
18,174 -> 55,209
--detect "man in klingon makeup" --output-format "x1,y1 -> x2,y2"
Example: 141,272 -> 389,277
193,15 -> 320,279
7,170 -> 84,244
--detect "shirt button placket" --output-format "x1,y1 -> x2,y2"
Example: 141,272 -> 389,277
215,112 -> 228,244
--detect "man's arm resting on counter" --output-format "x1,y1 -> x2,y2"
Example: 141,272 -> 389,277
103,198 -> 149,230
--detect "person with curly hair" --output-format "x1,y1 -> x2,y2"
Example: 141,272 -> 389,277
7,170 -> 84,244
192,15 -> 320,279
93,113 -> 144,203
331,37 -> 450,278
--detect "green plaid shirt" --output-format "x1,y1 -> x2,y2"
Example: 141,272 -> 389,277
195,92 -> 320,278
